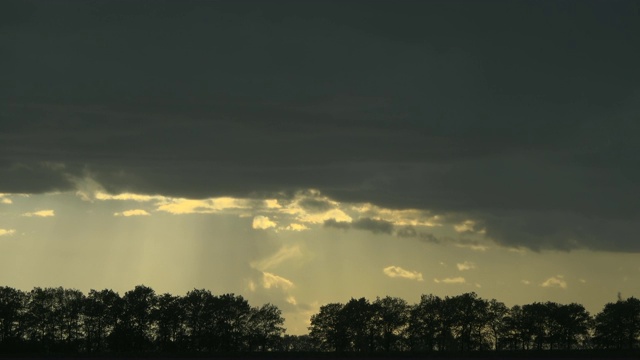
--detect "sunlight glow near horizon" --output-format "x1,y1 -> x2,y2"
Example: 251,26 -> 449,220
0,189 -> 638,334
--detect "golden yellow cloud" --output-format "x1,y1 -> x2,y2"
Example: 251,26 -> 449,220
383,265 -> 423,281
22,210 -> 55,217
434,277 -> 466,284
0,229 -> 16,237
262,272 -> 294,290
252,215 -> 277,230
114,209 -> 151,217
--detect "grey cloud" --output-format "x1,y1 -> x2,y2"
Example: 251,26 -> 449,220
395,227 -> 417,238
395,227 -> 441,244
326,221 -> 444,244
352,218 -> 394,235
2,1 -> 640,252
324,218 -> 394,235
298,199 -> 334,214
418,233 -> 441,244
323,219 -> 351,231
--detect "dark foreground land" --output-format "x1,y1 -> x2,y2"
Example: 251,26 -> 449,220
1,351 -> 640,360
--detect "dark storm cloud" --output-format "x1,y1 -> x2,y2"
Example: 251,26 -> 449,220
2,0 -> 640,251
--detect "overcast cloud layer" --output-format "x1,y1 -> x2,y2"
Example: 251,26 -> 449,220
2,0 -> 640,251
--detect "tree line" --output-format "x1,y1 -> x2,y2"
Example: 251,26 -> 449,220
1,285 -> 639,354
308,293 -> 640,352
0,285 -> 284,354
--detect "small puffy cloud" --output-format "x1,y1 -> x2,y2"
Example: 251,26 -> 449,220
286,296 -> 297,305
0,229 -> 16,237
540,275 -> 567,289
383,266 -> 423,281
0,194 -> 12,204
114,209 -> 150,217
456,261 -> 476,271
284,223 -> 309,231
252,215 -> 277,230
251,245 -> 302,271
434,277 -> 466,284
579,278 -> 587,284
522,280 -> 531,285
22,210 -> 55,217
262,272 -> 294,290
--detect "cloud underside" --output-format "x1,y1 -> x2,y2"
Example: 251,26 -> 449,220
383,266 -> 423,281
1,1 -> 639,252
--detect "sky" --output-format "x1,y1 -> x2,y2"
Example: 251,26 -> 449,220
1,0 -> 640,334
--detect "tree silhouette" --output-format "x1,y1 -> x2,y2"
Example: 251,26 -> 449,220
485,298 -> 508,350
448,292 -> 488,351
210,293 -> 251,352
309,302 -> 344,351
551,303 -> 592,350
109,285 -> 157,352
23,287 -> 66,352
153,293 -> 185,352
58,288 -> 84,352
372,296 -> 409,352
340,298 -> 376,352
408,294 -> 444,351
83,289 -> 120,353
0,287 -> 25,352
181,288 -> 216,352
594,297 -> 640,349
246,303 -> 285,351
